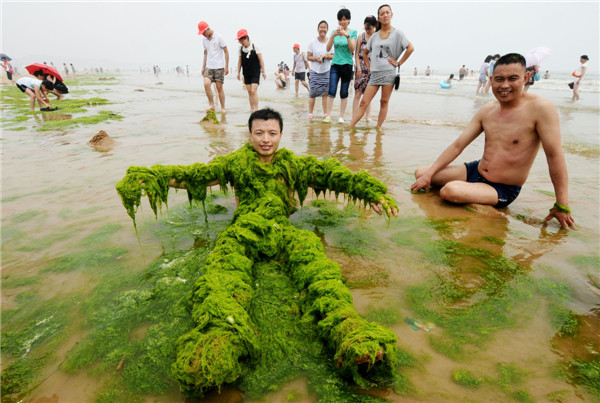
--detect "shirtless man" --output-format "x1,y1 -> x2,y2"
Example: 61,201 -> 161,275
411,53 -> 575,229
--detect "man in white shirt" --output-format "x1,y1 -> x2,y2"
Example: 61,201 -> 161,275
198,21 -> 229,112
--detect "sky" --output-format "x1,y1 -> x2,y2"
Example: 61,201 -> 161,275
2,1 -> 598,74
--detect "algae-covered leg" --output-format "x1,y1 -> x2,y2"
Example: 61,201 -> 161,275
172,213 -> 282,396
283,226 -> 399,387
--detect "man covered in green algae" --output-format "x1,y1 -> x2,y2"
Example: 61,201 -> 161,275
116,108 -> 400,397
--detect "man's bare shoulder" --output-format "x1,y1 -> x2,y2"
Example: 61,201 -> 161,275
476,100 -> 499,118
523,92 -> 558,116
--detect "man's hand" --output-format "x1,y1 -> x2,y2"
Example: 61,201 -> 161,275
411,175 -> 431,193
544,208 -> 575,229
370,197 -> 398,218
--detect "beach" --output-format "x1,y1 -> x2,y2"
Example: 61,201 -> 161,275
1,71 -> 599,402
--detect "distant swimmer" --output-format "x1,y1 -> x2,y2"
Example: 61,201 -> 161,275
412,53 -> 575,229
543,70 -> 550,79
459,65 -> 467,80
425,66 -> 431,76
571,55 -> 588,101
439,74 -> 457,89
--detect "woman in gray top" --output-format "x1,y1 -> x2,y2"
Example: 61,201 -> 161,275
349,4 -> 414,130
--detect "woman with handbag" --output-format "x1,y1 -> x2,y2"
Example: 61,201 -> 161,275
349,4 -> 414,130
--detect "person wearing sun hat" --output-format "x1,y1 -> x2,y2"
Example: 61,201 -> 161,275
236,28 -> 266,112
198,20 -> 229,112
292,43 -> 310,96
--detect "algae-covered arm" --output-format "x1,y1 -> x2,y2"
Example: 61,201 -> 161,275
297,156 -> 398,217
115,156 -> 230,222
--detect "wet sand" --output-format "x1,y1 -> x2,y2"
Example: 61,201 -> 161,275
1,71 -> 598,402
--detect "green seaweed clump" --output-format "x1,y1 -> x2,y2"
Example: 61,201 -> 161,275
451,368 -> 482,388
116,144 -> 401,398
202,110 -> 219,124
569,358 -> 600,397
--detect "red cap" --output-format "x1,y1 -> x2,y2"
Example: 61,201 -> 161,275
236,29 -> 248,40
197,21 -> 209,35
293,43 -> 300,49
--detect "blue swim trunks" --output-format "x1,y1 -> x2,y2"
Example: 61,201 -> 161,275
464,160 -> 522,208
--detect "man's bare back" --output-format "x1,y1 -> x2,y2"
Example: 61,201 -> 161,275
411,53 -> 575,228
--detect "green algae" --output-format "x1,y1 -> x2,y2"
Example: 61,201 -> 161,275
10,210 -> 46,224
492,362 -> 534,402
1,296 -> 73,400
36,110 -> 123,131
451,368 -> 482,388
364,305 -> 402,326
535,189 -> 556,197
1,275 -> 38,289
403,238 -> 585,361
546,390 -> 571,402
549,305 -> 579,336
569,358 -> 600,396
41,246 -> 127,273
116,144 -> 401,398
569,254 -> 600,269
80,223 -> 122,246
202,110 -> 219,124
483,235 -> 505,245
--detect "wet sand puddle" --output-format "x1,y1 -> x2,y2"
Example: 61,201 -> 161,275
1,72 -> 598,402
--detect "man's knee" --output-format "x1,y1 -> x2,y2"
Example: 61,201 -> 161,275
439,181 -> 463,203
414,166 -> 430,179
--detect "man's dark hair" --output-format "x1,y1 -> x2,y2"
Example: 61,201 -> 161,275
495,53 -> 526,69
337,8 -> 351,21
33,69 -> 44,77
248,108 -> 283,132
41,80 -> 54,90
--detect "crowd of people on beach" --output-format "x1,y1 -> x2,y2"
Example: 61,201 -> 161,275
193,5 -> 589,131
198,5 -> 414,127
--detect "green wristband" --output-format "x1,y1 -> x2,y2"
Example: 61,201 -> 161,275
551,202 -> 571,214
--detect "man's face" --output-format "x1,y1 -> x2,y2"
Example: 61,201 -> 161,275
491,63 -> 526,102
249,119 -> 282,163
202,28 -> 212,39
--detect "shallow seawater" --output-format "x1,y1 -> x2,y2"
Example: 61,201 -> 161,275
1,72 -> 598,402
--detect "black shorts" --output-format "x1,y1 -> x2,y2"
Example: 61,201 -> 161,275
294,72 -> 306,81
243,75 -> 260,85
464,160 -> 522,208
16,84 -> 29,93
6,71 -> 13,80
